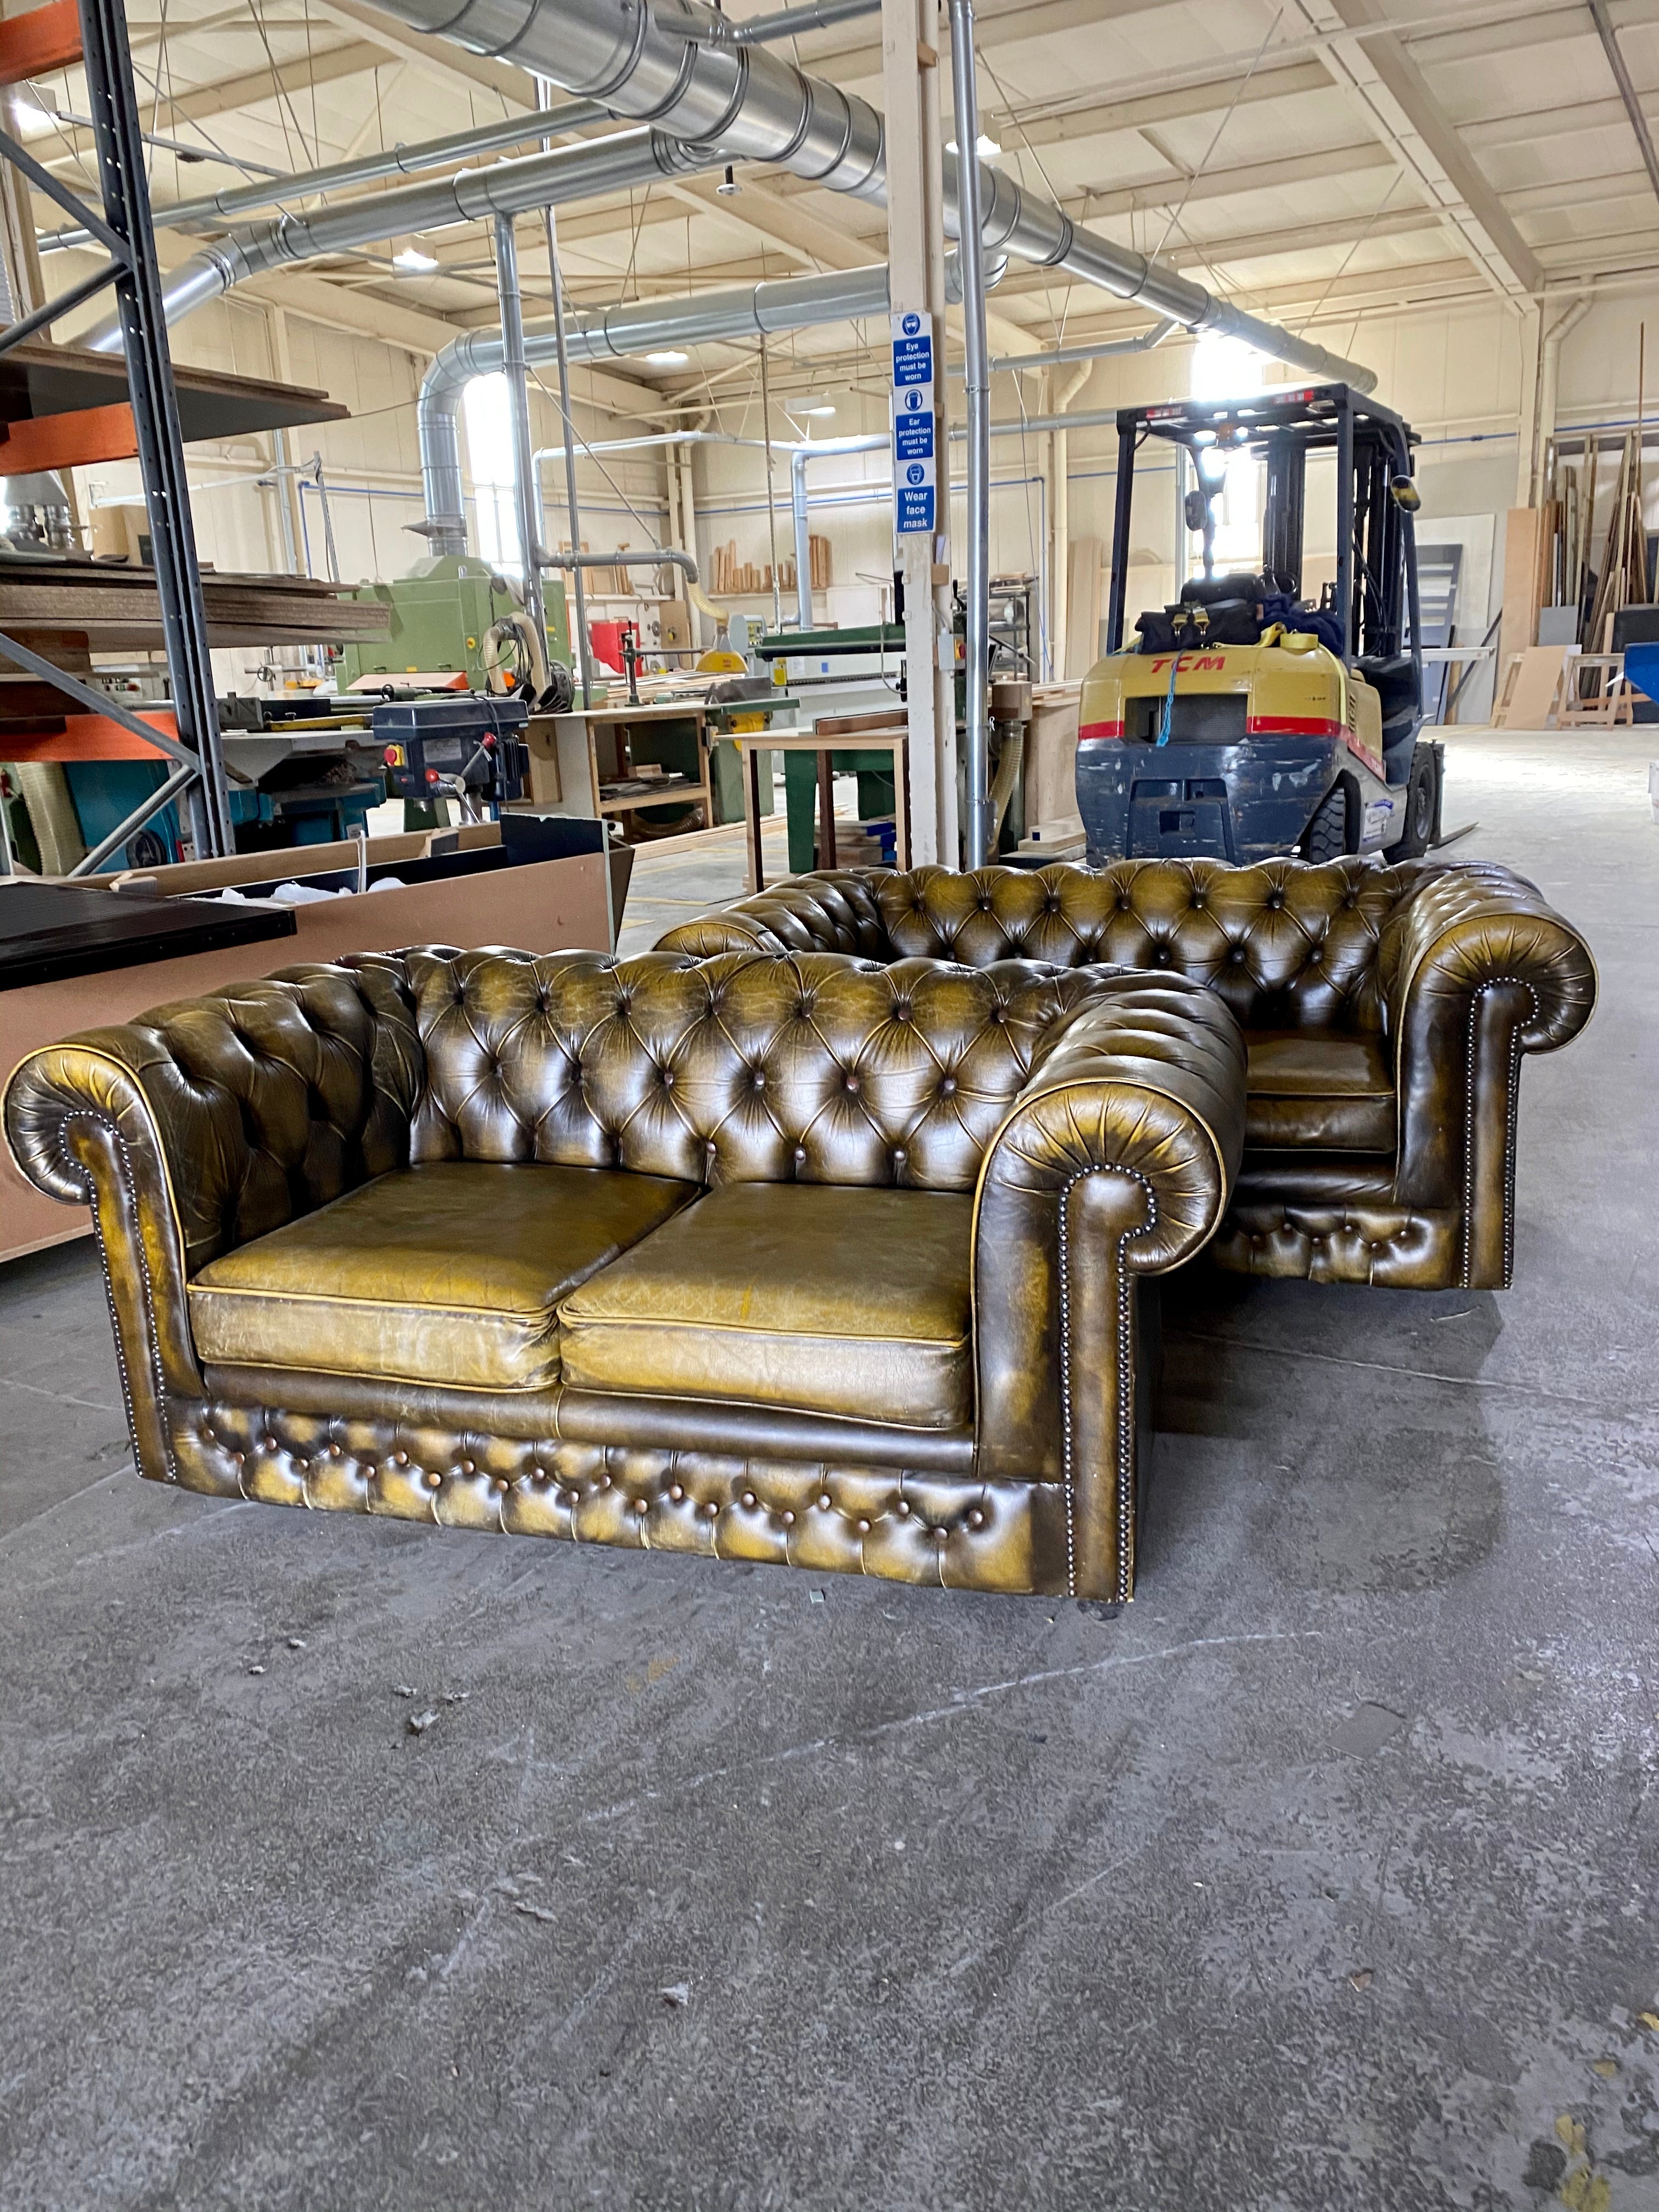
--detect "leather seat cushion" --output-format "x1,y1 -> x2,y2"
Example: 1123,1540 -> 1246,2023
187,1161 -> 698,1391
1245,1029 -> 1395,1153
558,1183 -> 974,1430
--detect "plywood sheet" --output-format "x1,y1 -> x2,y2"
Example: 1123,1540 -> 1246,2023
1493,644 -> 1567,729
1026,683 -> 1081,827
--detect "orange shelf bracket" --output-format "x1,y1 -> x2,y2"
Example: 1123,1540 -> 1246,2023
0,709 -> 178,763
0,0 -> 84,88
0,402 -> 139,473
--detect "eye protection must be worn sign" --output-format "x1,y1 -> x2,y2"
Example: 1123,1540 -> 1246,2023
891,311 -> 936,535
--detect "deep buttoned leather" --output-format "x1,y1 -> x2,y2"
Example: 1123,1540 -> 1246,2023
3,946 -> 1249,1602
188,1161 -> 698,1391
658,858 -> 1595,1290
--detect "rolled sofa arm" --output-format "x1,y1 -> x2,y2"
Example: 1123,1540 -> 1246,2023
973,974 -> 1247,1602
3,962 -> 424,1485
654,870 -> 891,958
1380,863 -> 1596,1287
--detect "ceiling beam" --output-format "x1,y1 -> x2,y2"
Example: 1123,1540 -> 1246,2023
306,0 -> 539,109
1588,0 -> 1659,216
668,173 -> 875,271
249,269 -> 664,413
1315,0 -> 1543,298
766,58 -> 1332,197
1407,1 -> 1618,68
990,201 -> 1446,301
39,40 -> 388,161
749,0 -> 1176,78
1081,138 -> 1396,221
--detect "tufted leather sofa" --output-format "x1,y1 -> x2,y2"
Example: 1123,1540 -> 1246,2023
4,946 -> 1247,1602
654,857 -> 1597,1292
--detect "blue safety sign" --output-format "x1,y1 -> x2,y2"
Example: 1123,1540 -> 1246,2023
895,484 -> 936,533
893,408 -> 934,462
891,310 -> 938,537
891,330 -> 934,385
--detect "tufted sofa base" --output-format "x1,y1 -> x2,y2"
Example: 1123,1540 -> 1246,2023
163,1396 -> 1075,1595
1210,1202 -> 1460,1285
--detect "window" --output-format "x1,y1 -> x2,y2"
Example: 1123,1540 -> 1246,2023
464,372 -> 518,573
1187,336 -> 1265,579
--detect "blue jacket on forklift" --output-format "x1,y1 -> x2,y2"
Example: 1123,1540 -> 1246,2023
1262,592 -> 1345,657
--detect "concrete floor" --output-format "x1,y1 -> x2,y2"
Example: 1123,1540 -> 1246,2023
2,731 -> 1656,2211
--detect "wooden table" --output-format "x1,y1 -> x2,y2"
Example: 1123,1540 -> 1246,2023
534,700 -> 718,842
529,693 -> 806,847
737,729 -> 909,893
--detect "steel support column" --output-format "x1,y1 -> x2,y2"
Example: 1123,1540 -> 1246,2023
493,211 -> 550,666
946,0 -> 990,866
881,0 -> 956,867
75,0 -> 232,856
543,199 -> 596,709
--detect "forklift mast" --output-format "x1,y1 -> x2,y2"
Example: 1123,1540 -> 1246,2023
1103,382 -> 1423,705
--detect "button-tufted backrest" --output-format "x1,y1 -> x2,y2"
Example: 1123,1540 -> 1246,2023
870,860 -> 1449,1032
658,857 -> 1458,1034
58,961 -> 425,1274
395,945 -> 1118,1190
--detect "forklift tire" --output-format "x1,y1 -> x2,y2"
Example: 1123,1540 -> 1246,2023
1384,742 -> 1439,862
1302,782 -> 1352,864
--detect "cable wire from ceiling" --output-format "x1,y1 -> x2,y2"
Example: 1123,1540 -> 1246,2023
246,0 -> 318,170
528,358 -> 674,551
1148,4 -> 1283,265
975,46 -> 1070,345
122,47 -> 257,176
22,72 -> 100,189
302,0 -> 321,176
615,182 -> 654,308
1294,167 -> 1406,342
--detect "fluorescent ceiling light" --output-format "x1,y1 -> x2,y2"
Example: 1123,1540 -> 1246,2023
14,98 -> 57,138
797,403 -> 837,418
392,245 -> 439,274
945,133 -> 1001,159
644,349 -> 689,366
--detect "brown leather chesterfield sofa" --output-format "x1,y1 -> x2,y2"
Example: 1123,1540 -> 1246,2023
4,946 -> 1246,1602
656,857 -> 1596,1292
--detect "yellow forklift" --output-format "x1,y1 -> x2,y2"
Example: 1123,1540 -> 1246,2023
1076,382 -> 1442,865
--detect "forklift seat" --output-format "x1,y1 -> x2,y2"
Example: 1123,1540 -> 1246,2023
1355,653 -> 1419,780
1181,572 -> 1267,608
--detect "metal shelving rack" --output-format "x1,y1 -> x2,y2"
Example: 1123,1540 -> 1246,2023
0,0 -> 232,871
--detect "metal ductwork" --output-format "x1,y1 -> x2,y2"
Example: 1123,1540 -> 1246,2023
41,100 -> 610,255
359,0 -> 1376,392
417,264 -> 891,554
82,126 -> 723,350
374,0 -> 887,203
40,5 -> 882,255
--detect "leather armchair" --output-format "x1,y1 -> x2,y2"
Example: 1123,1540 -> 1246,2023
656,857 -> 1596,1291
5,948 -> 1246,1602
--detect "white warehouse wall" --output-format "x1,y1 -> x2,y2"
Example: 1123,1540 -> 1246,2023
66,274 -> 1659,705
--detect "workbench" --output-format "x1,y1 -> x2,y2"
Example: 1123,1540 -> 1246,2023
737,728 -> 910,893
529,693 -> 803,845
